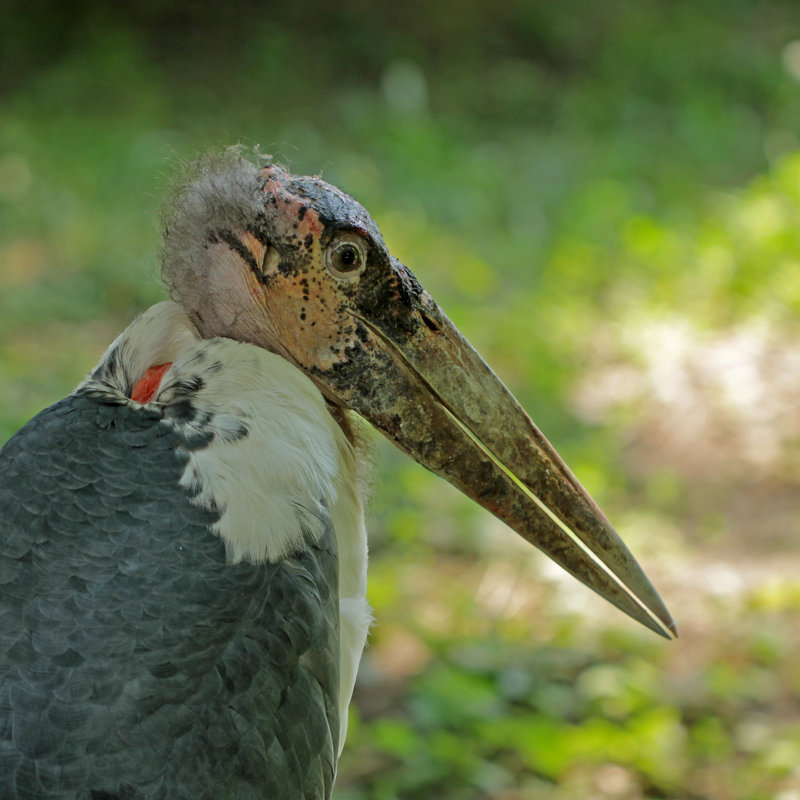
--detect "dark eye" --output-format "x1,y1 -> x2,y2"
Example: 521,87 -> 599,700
334,244 -> 359,270
325,234 -> 367,279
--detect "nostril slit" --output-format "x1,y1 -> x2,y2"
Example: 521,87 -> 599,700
420,310 -> 441,333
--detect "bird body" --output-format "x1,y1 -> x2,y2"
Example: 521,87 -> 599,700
0,153 -> 674,798
0,303 -> 368,798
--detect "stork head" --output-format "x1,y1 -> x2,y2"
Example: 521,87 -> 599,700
162,153 -> 675,638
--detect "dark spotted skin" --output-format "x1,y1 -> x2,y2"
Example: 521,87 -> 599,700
0,391 -> 340,800
252,168 -> 437,432
171,160 -> 451,464
255,166 -> 427,334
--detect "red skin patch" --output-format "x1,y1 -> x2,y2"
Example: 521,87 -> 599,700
131,362 -> 173,403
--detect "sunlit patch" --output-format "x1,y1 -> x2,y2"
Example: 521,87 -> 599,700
783,41 -> 800,82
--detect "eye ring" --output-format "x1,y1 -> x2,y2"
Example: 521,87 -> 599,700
325,233 -> 367,280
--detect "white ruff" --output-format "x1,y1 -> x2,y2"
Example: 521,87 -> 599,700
81,302 -> 371,754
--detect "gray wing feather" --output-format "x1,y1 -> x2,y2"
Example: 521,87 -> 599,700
0,394 -> 339,800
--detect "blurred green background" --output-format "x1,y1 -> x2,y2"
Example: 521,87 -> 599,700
2,1 -> 800,797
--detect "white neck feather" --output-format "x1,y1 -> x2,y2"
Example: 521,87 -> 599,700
81,301 -> 371,754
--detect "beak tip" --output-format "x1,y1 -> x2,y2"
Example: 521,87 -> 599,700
647,604 -> 678,640
639,581 -> 678,640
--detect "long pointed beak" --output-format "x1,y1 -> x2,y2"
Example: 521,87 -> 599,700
320,265 -> 675,639
161,156 -> 673,635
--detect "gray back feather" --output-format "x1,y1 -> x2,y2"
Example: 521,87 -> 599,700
0,391 -> 340,799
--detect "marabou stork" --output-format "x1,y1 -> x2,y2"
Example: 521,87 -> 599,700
0,153 -> 675,799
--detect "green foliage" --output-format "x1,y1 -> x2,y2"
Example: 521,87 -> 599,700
2,2 -> 800,797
